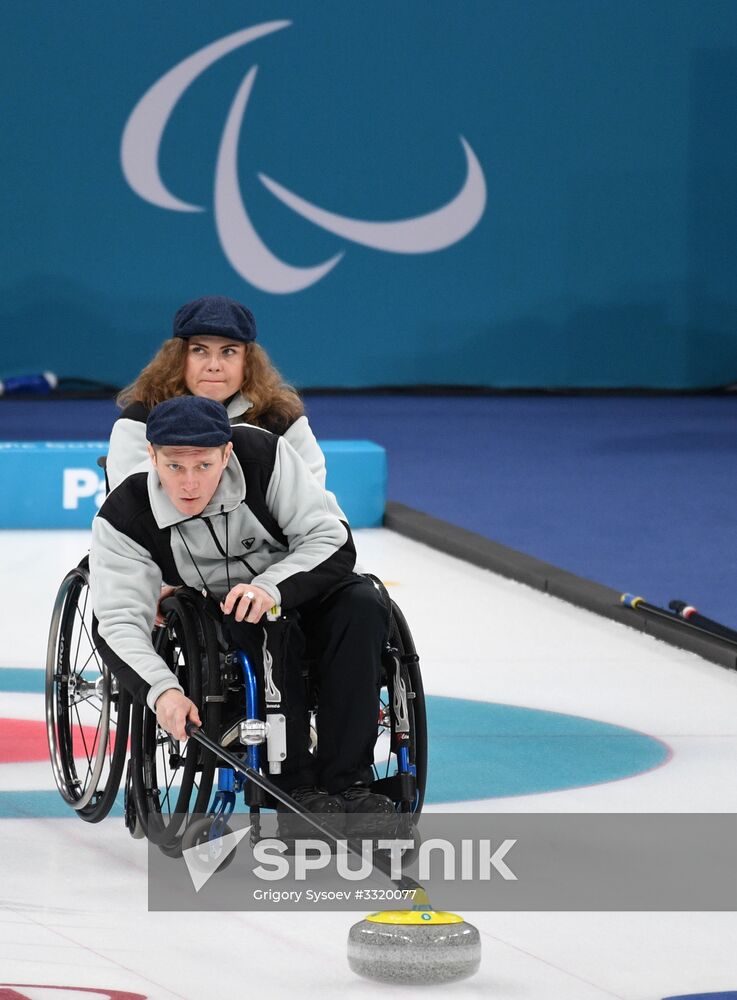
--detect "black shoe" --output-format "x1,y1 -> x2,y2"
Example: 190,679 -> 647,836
337,783 -> 395,814
278,785 -> 344,815
277,786 -> 344,845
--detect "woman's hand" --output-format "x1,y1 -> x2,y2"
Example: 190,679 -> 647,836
155,689 -> 201,741
220,584 -> 275,624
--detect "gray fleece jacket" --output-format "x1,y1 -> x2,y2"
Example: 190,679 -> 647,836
90,424 -> 355,711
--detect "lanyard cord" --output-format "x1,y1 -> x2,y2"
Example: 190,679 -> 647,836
175,508 -> 243,601
224,508 -> 231,593
174,521 -> 219,603
202,509 -> 257,576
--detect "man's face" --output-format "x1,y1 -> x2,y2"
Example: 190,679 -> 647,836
148,443 -> 233,516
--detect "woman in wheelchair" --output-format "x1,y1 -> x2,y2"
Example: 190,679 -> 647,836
107,294 -> 327,492
90,394 -> 394,818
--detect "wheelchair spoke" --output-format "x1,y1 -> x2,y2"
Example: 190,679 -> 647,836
80,699 -> 102,770
71,700 -> 89,761
160,774 -> 174,816
75,646 -> 99,681
71,698 -> 102,787
72,586 -> 90,673
158,737 -> 179,818
74,616 -> 103,678
74,694 -> 102,714
85,728 -> 103,784
77,624 -> 103,673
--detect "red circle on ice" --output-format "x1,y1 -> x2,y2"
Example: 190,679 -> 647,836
0,718 -> 106,763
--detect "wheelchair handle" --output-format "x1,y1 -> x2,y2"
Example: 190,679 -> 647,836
184,721 -> 423,895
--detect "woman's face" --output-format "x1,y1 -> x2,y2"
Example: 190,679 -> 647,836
183,336 -> 247,402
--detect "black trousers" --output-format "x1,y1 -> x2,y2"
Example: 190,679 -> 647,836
223,574 -> 390,794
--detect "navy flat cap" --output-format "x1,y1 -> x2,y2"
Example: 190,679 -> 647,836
146,396 -> 233,447
172,295 -> 257,343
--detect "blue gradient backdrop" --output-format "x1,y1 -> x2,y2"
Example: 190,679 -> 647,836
1,1 -> 736,388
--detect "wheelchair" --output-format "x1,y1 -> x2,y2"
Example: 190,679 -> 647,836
46,569 -> 427,853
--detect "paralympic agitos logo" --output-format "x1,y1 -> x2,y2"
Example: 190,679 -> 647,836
121,21 -> 487,294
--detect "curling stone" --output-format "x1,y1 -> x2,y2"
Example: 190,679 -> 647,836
347,895 -> 481,985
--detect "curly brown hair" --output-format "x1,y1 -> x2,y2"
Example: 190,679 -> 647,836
117,339 -> 304,432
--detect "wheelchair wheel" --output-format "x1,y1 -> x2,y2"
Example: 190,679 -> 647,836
129,591 -> 222,851
180,815 -> 237,875
371,595 -> 427,818
45,557 -> 131,822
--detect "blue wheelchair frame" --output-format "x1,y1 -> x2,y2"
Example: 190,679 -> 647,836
203,643 -> 419,844
205,651 -> 260,838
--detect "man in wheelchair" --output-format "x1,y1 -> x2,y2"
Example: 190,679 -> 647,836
89,394 -> 394,818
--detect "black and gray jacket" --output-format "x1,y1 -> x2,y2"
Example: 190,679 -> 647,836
107,391 -> 327,491
90,424 -> 355,711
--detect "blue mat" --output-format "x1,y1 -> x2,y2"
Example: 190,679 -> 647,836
306,394 -> 737,626
664,994 -> 737,999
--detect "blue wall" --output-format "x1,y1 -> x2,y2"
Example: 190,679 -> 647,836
1,1 -> 736,388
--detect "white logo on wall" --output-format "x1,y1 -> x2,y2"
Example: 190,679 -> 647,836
121,21 -> 487,294
63,468 -> 106,510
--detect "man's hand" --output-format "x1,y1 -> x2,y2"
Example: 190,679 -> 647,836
155,689 -> 201,742
220,584 -> 275,624
155,585 -> 179,627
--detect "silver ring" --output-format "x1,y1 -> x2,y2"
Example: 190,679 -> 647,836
245,591 -> 255,600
